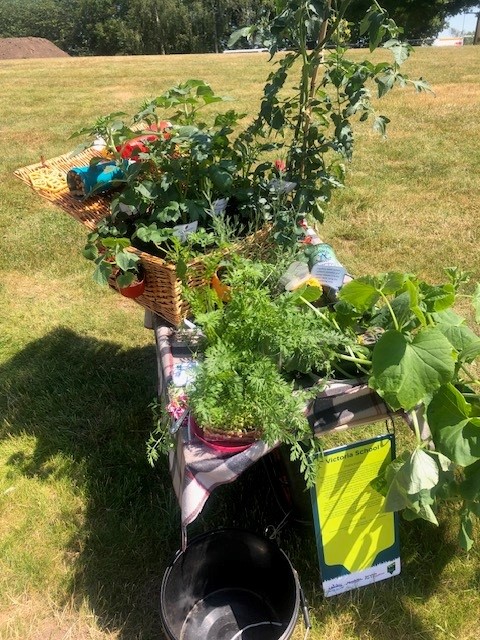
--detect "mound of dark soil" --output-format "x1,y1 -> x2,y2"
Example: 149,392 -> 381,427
0,37 -> 69,60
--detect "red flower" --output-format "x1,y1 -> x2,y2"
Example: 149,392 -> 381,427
274,159 -> 286,172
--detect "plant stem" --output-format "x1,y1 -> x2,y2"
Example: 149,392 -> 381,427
299,295 -> 371,369
337,353 -> 372,366
378,289 -> 400,331
299,296 -> 334,325
410,409 -> 423,446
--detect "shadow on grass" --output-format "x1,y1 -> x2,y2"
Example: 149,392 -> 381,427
0,327 -> 181,639
0,327 -> 461,640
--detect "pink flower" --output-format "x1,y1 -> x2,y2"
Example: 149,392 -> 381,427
274,159 -> 286,173
166,392 -> 188,420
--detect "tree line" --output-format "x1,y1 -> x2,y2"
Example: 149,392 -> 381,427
0,0 -> 477,56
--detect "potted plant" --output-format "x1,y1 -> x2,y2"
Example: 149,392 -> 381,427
83,232 -> 145,298
71,79 -> 276,248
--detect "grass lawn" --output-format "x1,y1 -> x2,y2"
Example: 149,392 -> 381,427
1,45 -> 480,639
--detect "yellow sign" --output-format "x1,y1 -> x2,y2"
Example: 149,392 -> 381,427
311,435 -> 400,596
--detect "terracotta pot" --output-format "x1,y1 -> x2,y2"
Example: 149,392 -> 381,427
189,415 -> 258,454
117,276 -> 145,299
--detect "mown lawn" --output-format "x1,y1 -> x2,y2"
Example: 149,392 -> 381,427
1,45 -> 480,639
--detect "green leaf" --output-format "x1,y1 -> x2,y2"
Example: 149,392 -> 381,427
427,384 -> 480,466
116,250 -> 140,273
372,116 -> 390,138
410,78 -> 432,94
371,292 -> 414,331
338,278 -> 380,312
383,39 -> 412,66
376,74 -> 395,99
459,460 -> 480,501
102,237 -> 130,251
228,27 -> 252,48
135,181 -> 156,200
431,308 -> 464,326
116,271 -> 135,288
437,322 -> 480,363
459,510 -> 475,551
176,255 -> 188,281
460,340 -> 480,364
92,261 -> 112,286
82,245 -> 98,261
381,272 -> 409,295
403,497 -> 439,526
405,279 -> 426,327
422,283 -> 456,312
202,94 -> 227,106
427,449 -> 455,473
408,449 -> 440,493
208,165 -> 233,191
370,328 -> 456,411
384,448 -> 439,520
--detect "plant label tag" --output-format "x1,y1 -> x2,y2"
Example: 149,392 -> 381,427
170,410 -> 189,434
172,361 -> 198,387
173,221 -> 198,242
310,261 -> 347,291
212,198 -> 228,216
268,178 -> 297,194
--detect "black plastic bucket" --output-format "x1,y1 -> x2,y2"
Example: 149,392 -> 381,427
160,529 -> 303,640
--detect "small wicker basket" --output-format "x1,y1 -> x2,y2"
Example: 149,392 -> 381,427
15,149 -> 272,326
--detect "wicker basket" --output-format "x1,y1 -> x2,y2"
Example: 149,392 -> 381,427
107,225 -> 271,325
15,149 -> 272,326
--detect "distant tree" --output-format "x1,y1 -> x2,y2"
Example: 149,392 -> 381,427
65,0 -> 131,56
0,0 -> 276,55
345,1 -> 480,40
0,0 -> 76,51
183,0 -> 274,53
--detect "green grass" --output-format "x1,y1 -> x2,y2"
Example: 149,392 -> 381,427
1,45 -> 480,639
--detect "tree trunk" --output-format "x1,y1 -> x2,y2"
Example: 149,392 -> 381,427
474,14 -> 480,45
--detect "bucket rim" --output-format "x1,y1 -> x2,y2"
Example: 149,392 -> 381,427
160,528 -> 301,640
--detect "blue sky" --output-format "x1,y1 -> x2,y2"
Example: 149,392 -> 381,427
439,7 -> 479,35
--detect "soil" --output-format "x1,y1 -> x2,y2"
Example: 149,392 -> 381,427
0,37 -> 69,60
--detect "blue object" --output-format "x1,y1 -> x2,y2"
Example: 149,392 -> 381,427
67,161 -> 125,197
